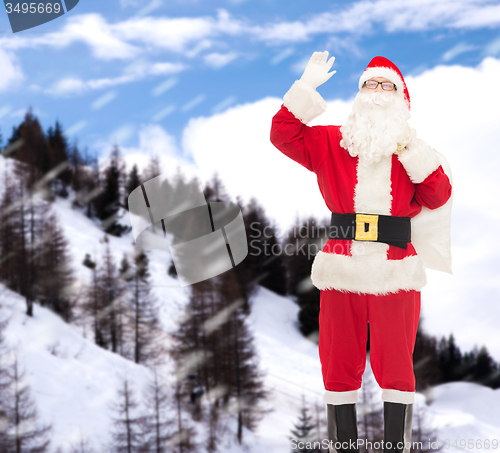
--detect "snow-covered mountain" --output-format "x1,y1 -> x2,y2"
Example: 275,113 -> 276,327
3,277 -> 500,452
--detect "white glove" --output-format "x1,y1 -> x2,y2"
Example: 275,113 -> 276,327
300,51 -> 336,89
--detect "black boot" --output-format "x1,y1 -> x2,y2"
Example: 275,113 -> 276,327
383,402 -> 413,453
327,403 -> 359,453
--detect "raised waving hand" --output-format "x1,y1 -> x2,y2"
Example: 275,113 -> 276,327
300,51 -> 336,89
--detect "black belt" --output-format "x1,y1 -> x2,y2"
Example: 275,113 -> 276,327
329,212 -> 411,249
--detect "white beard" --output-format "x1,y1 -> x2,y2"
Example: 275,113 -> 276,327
340,91 -> 411,163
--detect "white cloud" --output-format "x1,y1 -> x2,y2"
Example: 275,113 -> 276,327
0,11 -> 225,60
152,104 -> 176,121
0,3 -> 497,67
3,14 -> 141,60
442,42 -> 476,62
484,36 -> 500,57
181,94 -> 206,112
0,105 -> 12,119
120,0 -> 141,6
204,52 -> 238,69
95,124 -> 198,183
0,47 -> 24,92
211,96 -> 237,114
112,9 -> 244,54
47,61 -> 185,97
108,124 -> 136,145
66,120 -> 88,136
91,90 -> 117,110
135,0 -> 163,18
270,47 -> 295,65
250,0 -> 500,43
180,56 -> 500,359
151,77 -> 178,96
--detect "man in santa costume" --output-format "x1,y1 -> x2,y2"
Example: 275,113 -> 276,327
270,52 -> 453,453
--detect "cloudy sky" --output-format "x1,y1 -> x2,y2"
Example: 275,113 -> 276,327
0,0 -> 499,358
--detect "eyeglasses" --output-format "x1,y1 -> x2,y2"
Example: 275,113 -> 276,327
363,80 -> 397,91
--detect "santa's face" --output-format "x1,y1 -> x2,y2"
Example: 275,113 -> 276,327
361,77 -> 396,93
340,77 -> 410,163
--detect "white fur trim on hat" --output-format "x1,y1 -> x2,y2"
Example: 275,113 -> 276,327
283,79 -> 327,124
359,66 -> 406,103
397,128 -> 441,184
359,66 -> 404,91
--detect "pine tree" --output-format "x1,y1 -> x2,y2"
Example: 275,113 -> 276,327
7,109 -> 50,193
94,145 -> 127,236
142,369 -> 174,453
170,278 -> 224,450
171,270 -> 267,448
312,401 -> 328,451
0,158 -> 70,318
437,334 -> 463,383
125,164 -> 141,209
67,434 -> 95,453
83,236 -> 127,353
108,376 -> 147,453
36,210 -> 75,321
126,248 -> 163,366
4,354 -> 52,453
46,120 -> 71,195
82,252 -> 106,348
97,236 -> 127,354
241,197 -> 287,298
282,216 -> 326,339
11,162 -> 37,317
171,381 -> 197,453
413,323 -> 441,391
0,161 -> 37,317
0,315 -> 13,452
410,399 -> 439,453
357,369 -> 383,453
203,172 -> 230,204
214,270 -> 267,443
0,165 -> 22,293
141,154 -> 161,183
70,144 -> 101,218
473,346 -> 497,386
290,396 -> 320,453
5,124 -> 21,150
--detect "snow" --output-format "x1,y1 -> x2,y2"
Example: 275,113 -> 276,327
0,153 -> 499,452
1,286 -> 152,450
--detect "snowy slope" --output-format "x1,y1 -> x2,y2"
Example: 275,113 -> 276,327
1,286 -> 153,451
246,286 -> 500,452
3,280 -> 498,453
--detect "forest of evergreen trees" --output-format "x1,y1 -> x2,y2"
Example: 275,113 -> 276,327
0,108 -> 497,452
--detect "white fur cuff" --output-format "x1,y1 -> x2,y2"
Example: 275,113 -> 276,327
381,389 -> 415,404
324,389 -> 359,405
397,130 -> 441,184
283,79 -> 327,124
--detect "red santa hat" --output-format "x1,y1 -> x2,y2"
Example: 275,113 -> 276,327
358,56 -> 411,110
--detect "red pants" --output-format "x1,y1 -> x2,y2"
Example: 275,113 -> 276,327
319,288 -> 420,404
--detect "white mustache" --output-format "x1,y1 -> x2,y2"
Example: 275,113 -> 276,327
358,91 -> 397,107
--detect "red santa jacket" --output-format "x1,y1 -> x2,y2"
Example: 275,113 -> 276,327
271,95 -> 452,295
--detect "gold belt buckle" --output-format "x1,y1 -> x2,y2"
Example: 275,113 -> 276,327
355,214 -> 379,241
